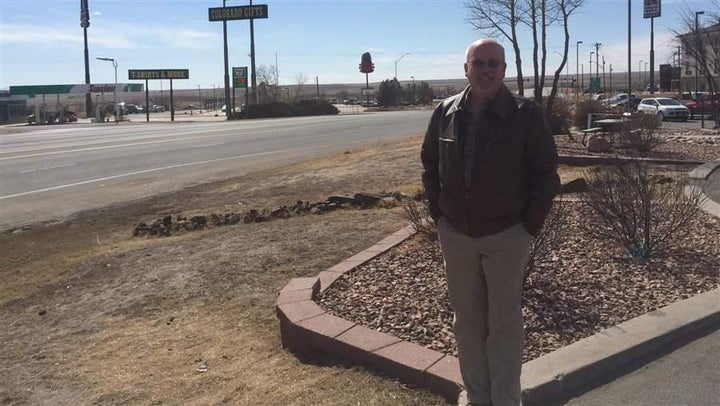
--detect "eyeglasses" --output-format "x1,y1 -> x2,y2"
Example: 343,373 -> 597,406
469,59 -> 504,69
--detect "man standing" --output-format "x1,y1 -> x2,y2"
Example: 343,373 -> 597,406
421,39 -> 560,406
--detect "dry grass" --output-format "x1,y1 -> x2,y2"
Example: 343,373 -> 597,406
0,136 -> 452,405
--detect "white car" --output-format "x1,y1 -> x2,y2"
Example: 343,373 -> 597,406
636,97 -> 690,122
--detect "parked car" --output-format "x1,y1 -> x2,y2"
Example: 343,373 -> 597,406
606,93 -> 641,111
682,93 -> 715,117
357,100 -> 378,107
151,104 -> 165,112
124,104 -> 143,114
637,97 -> 690,121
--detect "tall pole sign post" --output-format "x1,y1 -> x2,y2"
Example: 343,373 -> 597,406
81,0 -> 93,118
129,69 -> 189,122
209,4 -> 268,118
644,0 -> 661,95
359,52 -> 374,107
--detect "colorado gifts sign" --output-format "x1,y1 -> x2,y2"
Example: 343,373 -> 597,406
127,69 -> 189,122
208,5 -> 268,21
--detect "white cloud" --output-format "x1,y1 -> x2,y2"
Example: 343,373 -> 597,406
0,22 -> 217,50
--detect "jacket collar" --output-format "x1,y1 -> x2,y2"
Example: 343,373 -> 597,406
445,85 -> 517,120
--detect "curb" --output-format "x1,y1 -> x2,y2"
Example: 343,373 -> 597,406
558,154 -> 704,167
520,288 -> 720,404
276,161 -> 720,405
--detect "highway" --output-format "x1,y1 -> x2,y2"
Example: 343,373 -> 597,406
0,110 -> 432,231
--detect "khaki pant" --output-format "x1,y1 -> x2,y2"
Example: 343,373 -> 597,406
437,217 -> 532,406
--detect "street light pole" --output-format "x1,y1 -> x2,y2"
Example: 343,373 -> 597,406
638,60 -> 643,92
694,10 -> 705,94
576,40 -> 582,100
394,52 -> 409,80
589,51 -> 594,92
96,57 -> 118,122
411,75 -> 415,103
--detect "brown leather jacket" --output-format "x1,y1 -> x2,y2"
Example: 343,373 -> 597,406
421,85 -> 560,237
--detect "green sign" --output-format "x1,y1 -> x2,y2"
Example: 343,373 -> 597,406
10,84 -> 143,96
129,69 -> 189,80
208,5 -> 268,21
233,67 -> 248,89
589,77 -> 601,92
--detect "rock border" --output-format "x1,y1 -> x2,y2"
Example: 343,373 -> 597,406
276,162 -> 720,405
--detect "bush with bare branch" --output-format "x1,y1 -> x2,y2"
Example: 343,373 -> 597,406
403,190 -> 437,241
616,113 -> 663,153
526,195 -> 569,280
579,159 -> 707,259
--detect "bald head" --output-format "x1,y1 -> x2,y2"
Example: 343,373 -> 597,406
465,39 -> 505,63
464,38 -> 507,105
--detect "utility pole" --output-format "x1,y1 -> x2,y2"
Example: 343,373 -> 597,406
576,40 -> 582,101
694,10 -> 705,94
602,55 -> 606,93
594,42 -> 602,79
589,51 -> 594,92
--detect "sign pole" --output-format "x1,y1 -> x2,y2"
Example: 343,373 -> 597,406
222,1 -> 231,120
650,17 -> 655,94
170,79 -> 174,122
145,79 -> 150,122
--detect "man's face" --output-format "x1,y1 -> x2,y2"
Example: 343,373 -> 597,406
464,43 -> 506,100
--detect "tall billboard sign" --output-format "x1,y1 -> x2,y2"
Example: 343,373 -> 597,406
643,0 -> 661,19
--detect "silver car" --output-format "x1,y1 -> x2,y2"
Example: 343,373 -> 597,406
637,97 -> 690,121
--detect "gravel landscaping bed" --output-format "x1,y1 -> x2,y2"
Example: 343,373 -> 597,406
318,137 -> 720,363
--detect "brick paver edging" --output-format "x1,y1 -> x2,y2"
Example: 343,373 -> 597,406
275,225 -> 464,402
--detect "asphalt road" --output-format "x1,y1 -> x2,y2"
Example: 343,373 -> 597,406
566,328 -> 720,406
0,110 -> 432,231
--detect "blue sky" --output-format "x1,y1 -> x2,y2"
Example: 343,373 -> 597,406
0,0 -> 716,90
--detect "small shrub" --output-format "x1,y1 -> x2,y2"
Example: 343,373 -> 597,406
579,159 -> 706,260
526,195 -> 568,281
547,97 -> 573,135
402,190 -> 437,241
574,100 -> 605,130
616,113 -> 662,153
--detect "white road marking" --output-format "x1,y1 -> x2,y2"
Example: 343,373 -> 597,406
18,163 -> 77,173
0,147 -> 313,200
193,142 -> 225,148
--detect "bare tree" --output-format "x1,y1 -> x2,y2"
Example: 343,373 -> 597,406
465,0 -> 526,96
545,0 -> 584,114
293,73 -> 309,103
256,64 -> 280,103
670,2 -> 720,94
